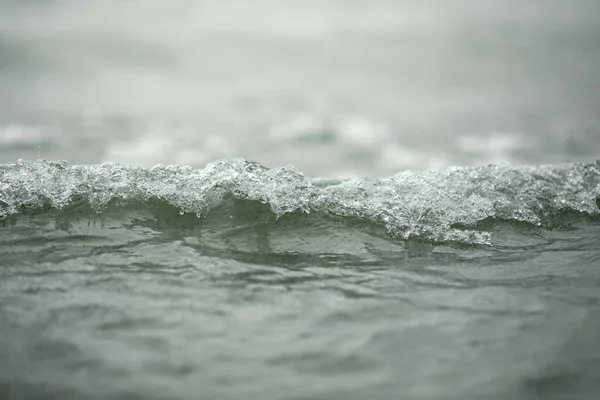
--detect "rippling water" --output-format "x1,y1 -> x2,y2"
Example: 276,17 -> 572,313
1,159 -> 600,399
2,1 -> 600,399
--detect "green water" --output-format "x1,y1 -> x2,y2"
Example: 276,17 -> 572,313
1,160 -> 600,399
2,1 -> 600,398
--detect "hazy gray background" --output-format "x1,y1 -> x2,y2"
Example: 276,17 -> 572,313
1,0 -> 599,177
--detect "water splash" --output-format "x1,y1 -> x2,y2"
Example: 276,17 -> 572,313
1,159 -> 599,245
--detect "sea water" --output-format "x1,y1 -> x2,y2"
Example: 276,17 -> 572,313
1,159 -> 599,399
1,1 -> 600,399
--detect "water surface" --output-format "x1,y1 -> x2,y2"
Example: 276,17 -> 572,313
1,159 -> 600,399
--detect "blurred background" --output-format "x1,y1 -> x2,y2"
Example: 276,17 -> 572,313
1,0 -> 599,178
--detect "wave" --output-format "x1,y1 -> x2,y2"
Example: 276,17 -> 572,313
1,159 -> 599,245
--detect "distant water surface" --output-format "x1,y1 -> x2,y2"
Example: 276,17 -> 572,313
1,0 -> 600,176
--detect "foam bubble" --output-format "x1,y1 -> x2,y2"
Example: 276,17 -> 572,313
1,159 -> 599,244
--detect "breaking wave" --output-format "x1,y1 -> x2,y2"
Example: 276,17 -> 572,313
1,159 -> 599,245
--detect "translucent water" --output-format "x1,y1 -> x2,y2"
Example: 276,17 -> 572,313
1,159 -> 600,399
2,1 -> 600,399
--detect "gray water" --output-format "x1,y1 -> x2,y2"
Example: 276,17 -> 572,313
1,1 -> 600,399
2,0 -> 600,175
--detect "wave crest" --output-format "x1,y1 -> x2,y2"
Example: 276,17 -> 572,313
1,159 -> 599,245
